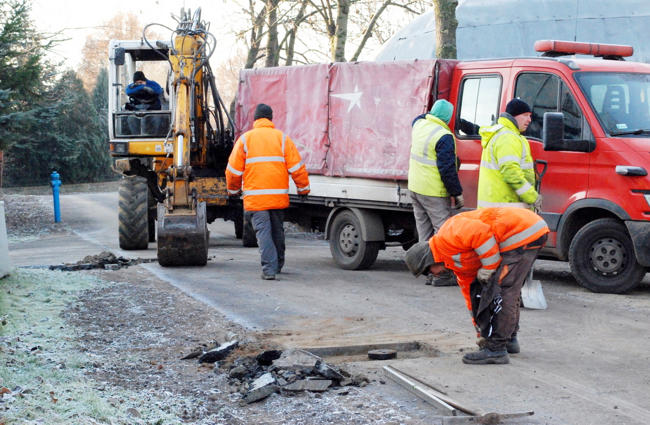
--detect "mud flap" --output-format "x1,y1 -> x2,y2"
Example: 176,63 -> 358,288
156,202 -> 209,267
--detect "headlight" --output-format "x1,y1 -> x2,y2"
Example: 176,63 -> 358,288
111,142 -> 128,154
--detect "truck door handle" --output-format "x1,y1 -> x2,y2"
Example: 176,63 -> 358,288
615,165 -> 648,176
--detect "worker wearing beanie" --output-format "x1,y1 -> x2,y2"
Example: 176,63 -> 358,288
407,99 -> 464,287
477,98 -> 541,211
226,103 -> 310,280
125,71 -> 163,111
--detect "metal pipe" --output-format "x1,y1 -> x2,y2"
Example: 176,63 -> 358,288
176,135 -> 184,168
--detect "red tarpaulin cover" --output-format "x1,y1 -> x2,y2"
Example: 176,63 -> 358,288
236,59 -> 454,180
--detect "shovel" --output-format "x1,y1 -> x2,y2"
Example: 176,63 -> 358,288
520,160 -> 548,310
521,267 -> 548,309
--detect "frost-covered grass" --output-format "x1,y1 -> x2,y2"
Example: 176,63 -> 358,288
0,269 -> 185,425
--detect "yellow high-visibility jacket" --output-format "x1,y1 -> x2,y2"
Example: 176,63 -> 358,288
477,116 -> 538,208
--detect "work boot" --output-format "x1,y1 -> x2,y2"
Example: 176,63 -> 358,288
506,336 -> 520,354
425,274 -> 434,285
433,270 -> 457,287
261,273 -> 276,280
462,347 -> 509,365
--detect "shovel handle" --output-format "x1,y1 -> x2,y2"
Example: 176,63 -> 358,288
534,159 -> 548,192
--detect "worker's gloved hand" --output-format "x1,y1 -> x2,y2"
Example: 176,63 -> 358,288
476,267 -> 495,284
533,194 -> 543,212
228,190 -> 242,198
453,194 -> 464,210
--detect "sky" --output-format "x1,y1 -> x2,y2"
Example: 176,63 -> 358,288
30,0 -> 245,68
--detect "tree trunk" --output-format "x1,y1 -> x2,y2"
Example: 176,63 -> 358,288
244,2 -> 267,69
284,1 -> 309,66
433,0 -> 458,59
265,0 -> 280,67
331,0 -> 350,62
350,0 -> 392,62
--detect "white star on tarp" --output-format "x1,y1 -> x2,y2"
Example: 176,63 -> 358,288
331,85 -> 363,112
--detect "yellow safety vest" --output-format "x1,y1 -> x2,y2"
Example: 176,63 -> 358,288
407,115 -> 456,197
477,117 -> 536,208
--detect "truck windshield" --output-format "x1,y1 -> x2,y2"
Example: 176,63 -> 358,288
575,72 -> 650,136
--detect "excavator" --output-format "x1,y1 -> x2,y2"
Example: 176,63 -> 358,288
107,8 -> 248,266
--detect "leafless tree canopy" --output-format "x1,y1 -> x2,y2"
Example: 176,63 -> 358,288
234,0 -> 428,67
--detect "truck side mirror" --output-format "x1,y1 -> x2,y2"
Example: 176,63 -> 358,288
114,48 -> 125,66
542,112 -> 593,152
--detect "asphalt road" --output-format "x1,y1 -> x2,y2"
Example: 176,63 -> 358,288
8,191 -> 650,425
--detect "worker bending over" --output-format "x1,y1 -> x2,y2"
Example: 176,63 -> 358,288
404,207 -> 549,364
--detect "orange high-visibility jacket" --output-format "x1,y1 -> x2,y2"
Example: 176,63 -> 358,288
226,119 -> 310,211
429,207 -> 549,310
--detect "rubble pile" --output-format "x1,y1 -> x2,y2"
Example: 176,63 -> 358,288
49,251 -> 156,271
185,344 -> 369,404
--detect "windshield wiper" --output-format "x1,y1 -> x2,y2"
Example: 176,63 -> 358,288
610,128 -> 650,136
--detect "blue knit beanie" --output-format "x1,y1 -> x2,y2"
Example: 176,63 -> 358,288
429,99 -> 454,124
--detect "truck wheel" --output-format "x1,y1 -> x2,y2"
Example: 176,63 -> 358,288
569,218 -> 645,293
329,210 -> 380,270
118,176 -> 149,250
242,212 -> 258,247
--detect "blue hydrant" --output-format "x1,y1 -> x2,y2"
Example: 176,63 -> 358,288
50,170 -> 61,223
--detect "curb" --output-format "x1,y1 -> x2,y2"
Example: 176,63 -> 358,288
0,201 -> 11,278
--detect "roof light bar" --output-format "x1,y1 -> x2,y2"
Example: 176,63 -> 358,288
534,40 -> 633,60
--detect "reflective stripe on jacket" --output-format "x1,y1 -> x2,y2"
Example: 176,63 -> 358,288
429,207 -> 549,310
226,118 -> 310,211
407,115 -> 457,197
477,116 -> 537,208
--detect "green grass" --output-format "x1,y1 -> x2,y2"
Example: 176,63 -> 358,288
0,269 -> 188,425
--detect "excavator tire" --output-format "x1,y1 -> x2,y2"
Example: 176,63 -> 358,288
157,202 -> 209,267
118,176 -> 149,250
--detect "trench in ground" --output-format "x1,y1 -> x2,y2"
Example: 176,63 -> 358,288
302,340 -> 440,363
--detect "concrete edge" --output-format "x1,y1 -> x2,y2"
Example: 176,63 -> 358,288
0,201 -> 12,278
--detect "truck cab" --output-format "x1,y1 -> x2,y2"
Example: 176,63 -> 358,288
450,41 -> 650,293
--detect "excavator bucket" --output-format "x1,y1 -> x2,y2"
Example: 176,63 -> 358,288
156,202 -> 209,267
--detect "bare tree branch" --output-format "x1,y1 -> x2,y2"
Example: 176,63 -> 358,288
350,0 -> 392,61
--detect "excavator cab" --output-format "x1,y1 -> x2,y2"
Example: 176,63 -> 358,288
108,41 -> 173,151
107,8 -> 238,266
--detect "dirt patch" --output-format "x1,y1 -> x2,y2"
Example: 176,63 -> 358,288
0,194 -> 68,240
49,251 -> 156,271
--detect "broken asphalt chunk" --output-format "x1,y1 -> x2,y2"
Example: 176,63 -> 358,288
256,349 -> 282,366
272,349 -> 319,371
283,379 -> 332,392
314,359 -> 346,383
198,340 -> 238,363
243,373 -> 277,403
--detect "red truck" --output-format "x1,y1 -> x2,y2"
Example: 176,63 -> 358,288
235,40 -> 650,294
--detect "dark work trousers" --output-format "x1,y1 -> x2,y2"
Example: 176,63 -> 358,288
247,209 -> 285,276
478,234 -> 547,350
